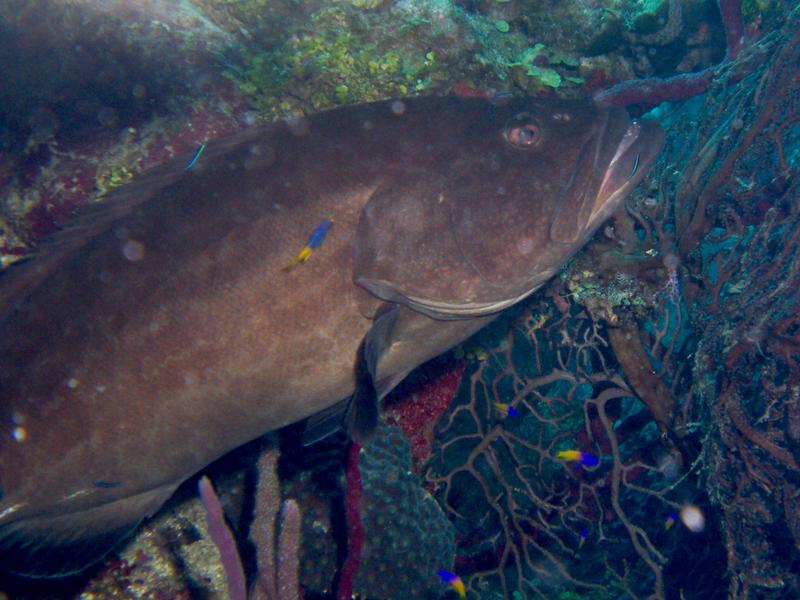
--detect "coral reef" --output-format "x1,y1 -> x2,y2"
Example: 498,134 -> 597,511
672,9 -> 800,596
0,94 -> 249,267
594,0 -> 744,107
354,422 -> 456,599
424,296 -> 699,599
199,476 -> 248,600
244,446 -> 302,600
78,486 -> 232,599
271,422 -> 454,599
338,440 -> 365,600
420,2 -> 800,598
232,8 -> 444,117
385,357 -> 466,470
226,2 -> 467,119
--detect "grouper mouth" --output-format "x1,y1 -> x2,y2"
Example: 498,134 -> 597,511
587,119 -> 665,229
547,112 -> 665,247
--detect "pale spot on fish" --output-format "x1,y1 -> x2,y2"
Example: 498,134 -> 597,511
244,143 -> 276,170
391,100 -> 405,115
66,377 -> 79,389
122,240 -> 145,261
516,237 -> 535,255
286,115 -> 310,136
12,427 -> 27,442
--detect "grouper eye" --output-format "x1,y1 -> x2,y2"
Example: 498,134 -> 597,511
505,122 -> 541,148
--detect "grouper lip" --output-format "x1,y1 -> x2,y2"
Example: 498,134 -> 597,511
356,276 -> 536,320
392,272 -> 555,320
404,290 -> 528,319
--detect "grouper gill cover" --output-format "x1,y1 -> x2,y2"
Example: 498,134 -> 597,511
0,96 -> 663,576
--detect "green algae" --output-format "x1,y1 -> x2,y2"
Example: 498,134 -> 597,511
95,162 -> 135,194
229,7 -> 446,119
742,0 -> 779,22
225,1 -> 606,117
504,43 -> 587,92
346,0 -> 385,8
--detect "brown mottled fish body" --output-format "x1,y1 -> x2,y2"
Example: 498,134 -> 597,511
0,97 -> 663,575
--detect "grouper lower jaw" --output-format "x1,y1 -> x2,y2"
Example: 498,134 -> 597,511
397,272 -> 557,320
0,96 -> 663,577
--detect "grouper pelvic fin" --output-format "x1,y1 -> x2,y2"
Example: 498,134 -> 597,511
0,482 -> 178,578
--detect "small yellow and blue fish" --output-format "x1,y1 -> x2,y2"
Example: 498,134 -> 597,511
185,143 -> 206,170
556,449 -> 600,467
578,527 -> 589,549
664,510 -> 678,530
284,218 -> 334,271
494,402 -> 520,417
436,569 -> 466,598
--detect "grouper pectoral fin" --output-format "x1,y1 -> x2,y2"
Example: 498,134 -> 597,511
302,304 -> 399,446
303,302 -> 493,447
0,482 -> 178,577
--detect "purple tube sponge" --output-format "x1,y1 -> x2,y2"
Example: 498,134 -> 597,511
198,475 -> 247,600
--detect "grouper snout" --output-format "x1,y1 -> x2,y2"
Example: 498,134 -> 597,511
0,96 -> 663,577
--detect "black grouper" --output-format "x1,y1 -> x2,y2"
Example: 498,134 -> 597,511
0,96 -> 663,576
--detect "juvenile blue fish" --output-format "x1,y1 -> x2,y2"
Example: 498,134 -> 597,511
284,218 -> 333,270
556,449 -> 600,467
185,142 -> 206,170
494,402 -> 519,417
578,527 -> 589,549
436,569 -> 466,598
